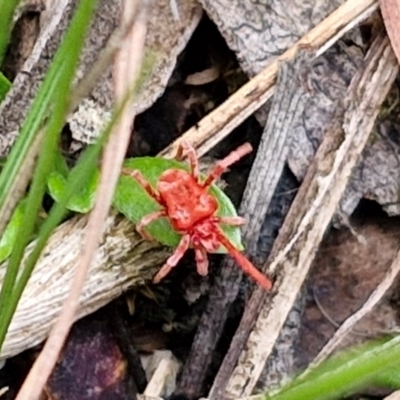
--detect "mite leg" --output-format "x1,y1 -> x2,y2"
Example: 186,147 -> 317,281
153,234 -> 191,283
215,229 -> 273,290
174,141 -> 199,178
194,246 -> 209,276
202,143 -> 253,188
137,210 -> 167,241
122,169 -> 162,203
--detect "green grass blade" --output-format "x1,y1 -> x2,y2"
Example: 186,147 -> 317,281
0,0 -> 20,63
0,199 -> 26,263
0,10 -> 87,236
0,0 -> 99,350
5,139 -> 107,338
0,72 -> 11,102
267,336 -> 400,400
0,61 -> 61,235
0,93 -> 127,351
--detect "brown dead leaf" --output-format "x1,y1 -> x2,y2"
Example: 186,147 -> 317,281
380,0 -> 400,66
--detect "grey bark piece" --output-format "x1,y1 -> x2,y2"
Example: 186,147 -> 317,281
0,0 -> 202,152
221,36 -> 398,399
288,45 -> 400,217
1,213 -> 170,360
341,111 -> 400,216
201,0 -> 400,216
176,52 -> 312,400
242,52 -> 313,253
0,0 -> 77,156
198,0 -> 344,124
199,0 -> 344,76
287,48 -> 400,217
0,0 -> 121,155
288,43 -> 363,180
68,0 -> 203,145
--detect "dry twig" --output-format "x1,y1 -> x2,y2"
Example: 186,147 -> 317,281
15,2 -> 149,399
212,35 -> 398,399
176,51 -> 312,399
160,0 -> 378,159
176,0 -> 380,397
385,389 -> 400,399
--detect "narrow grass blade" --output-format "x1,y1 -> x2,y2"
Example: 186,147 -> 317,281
0,0 -> 19,63
0,0 -> 99,350
267,337 -> 400,400
0,72 -> 11,102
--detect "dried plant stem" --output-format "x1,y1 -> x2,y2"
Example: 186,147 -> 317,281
384,389 -> 400,399
176,52 -> 311,399
15,2 -> 148,399
213,36 -> 398,399
160,0 -> 378,159
0,213 -> 169,360
176,1 -> 379,397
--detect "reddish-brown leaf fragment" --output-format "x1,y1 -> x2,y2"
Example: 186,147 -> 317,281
46,317 -> 133,400
380,0 -> 400,65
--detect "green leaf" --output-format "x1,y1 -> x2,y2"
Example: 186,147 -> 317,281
0,200 -> 25,263
0,0 -> 105,240
0,72 -> 11,102
53,146 -> 70,177
113,157 -> 244,252
0,0 -> 19,63
47,168 -> 99,213
46,154 -> 245,251
373,362 -> 400,389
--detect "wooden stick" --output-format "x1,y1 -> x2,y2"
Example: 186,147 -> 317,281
160,0 -> 378,159
211,35 -> 398,399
